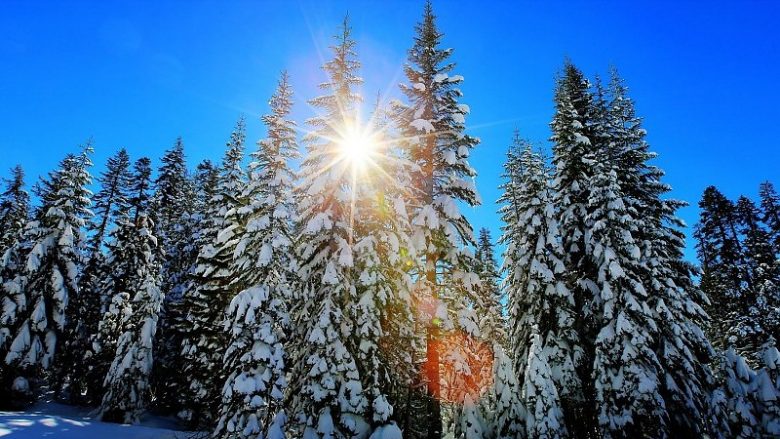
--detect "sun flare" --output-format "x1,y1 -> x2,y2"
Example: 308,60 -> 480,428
337,123 -> 378,170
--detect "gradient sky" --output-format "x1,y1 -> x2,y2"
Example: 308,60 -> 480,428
1,0 -> 779,262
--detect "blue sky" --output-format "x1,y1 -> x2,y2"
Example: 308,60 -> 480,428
1,0 -> 779,261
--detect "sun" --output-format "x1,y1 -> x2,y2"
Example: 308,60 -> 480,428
337,122 -> 378,170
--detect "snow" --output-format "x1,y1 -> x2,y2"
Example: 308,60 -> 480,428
0,402 -> 189,438
411,118 -> 435,133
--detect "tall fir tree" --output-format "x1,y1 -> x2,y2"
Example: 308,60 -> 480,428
59,148 -> 132,404
128,157 -> 153,222
90,156 -> 155,404
474,228 -> 505,347
547,63 -> 721,436
99,214 -> 163,424
394,3 -> 481,436
289,17 -> 372,438
179,117 -> 247,428
0,165 -> 30,254
0,146 -> 92,402
500,138 -> 577,437
759,181 -> 780,252
151,137 -> 197,414
215,73 -> 298,439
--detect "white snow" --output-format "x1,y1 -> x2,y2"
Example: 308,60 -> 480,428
0,402 -> 189,438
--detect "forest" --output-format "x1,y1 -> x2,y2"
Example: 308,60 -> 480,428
1,2 -> 779,439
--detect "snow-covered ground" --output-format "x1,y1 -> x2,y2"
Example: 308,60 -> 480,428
0,402 -> 194,438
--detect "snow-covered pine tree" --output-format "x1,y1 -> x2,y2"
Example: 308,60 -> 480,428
486,346 -> 525,439
733,196 -> 780,360
547,62 -> 601,435
99,214 -> 163,424
59,148 -> 132,404
756,339 -> 780,436
0,165 -> 30,254
759,181 -> 780,252
349,100 -> 419,436
548,64 -> 721,436
0,146 -> 92,402
128,157 -> 153,223
523,332 -> 566,439
594,68 -> 720,436
0,166 -> 31,407
500,137 -> 577,438
586,151 -> 668,437
474,228 -> 505,348
90,156 -> 155,402
393,3 -> 481,436
150,138 -> 198,414
718,347 -> 760,437
289,17 -> 373,438
695,186 -> 749,351
214,72 -> 298,439
179,117 -> 247,428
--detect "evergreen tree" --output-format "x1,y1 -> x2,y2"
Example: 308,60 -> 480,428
350,109 -> 417,435
99,214 -> 163,424
486,346 -> 525,439
394,3 -> 481,436
151,138 -> 197,414
179,117 -> 247,428
0,166 -> 31,407
289,17 -> 372,438
59,148 -> 132,404
500,139 -> 577,437
128,157 -> 153,223
546,64 -> 721,437
759,181 -> 780,252
756,339 -> 780,435
695,186 -> 749,351
734,196 -> 780,359
90,156 -> 156,403
0,147 -> 92,401
717,347 -> 760,438
474,228 -> 504,347
523,332 -> 566,439
215,73 -> 298,439
0,165 -> 30,254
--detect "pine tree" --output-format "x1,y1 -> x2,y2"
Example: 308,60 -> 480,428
734,196 -> 780,360
0,166 -> 31,407
350,107 -> 417,435
546,64 -> 721,437
128,157 -> 153,223
179,117 -> 247,428
695,186 -> 749,351
718,347 -> 760,438
90,156 -> 156,403
500,138 -> 577,437
60,148 -> 132,404
289,17 -> 372,438
0,146 -> 92,401
215,73 -> 299,439
99,214 -> 163,424
756,339 -> 780,435
486,346 -> 525,439
0,165 -> 30,254
759,181 -> 780,252
598,69 -> 720,436
394,3 -> 481,436
151,138 -> 197,414
547,63 -> 601,435
474,228 -> 504,347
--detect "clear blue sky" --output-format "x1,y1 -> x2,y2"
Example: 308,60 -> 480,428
1,1 -> 778,262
